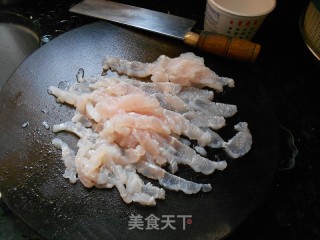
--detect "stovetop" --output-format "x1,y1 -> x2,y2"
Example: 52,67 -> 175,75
1,0 -> 319,239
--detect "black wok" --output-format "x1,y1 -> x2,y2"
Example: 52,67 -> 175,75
0,21 -> 279,240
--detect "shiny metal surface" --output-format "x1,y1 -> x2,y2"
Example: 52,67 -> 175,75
70,0 -> 196,40
0,12 -> 39,90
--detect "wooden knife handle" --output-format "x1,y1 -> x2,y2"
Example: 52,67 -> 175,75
184,31 -> 261,63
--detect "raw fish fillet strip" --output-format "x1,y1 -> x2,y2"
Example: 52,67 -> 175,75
116,76 -> 237,129
49,53 -> 252,206
102,52 -> 234,92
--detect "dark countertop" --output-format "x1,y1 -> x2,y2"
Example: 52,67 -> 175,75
1,0 -> 319,239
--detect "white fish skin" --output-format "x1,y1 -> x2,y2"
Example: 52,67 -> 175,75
102,56 -> 152,78
183,98 -> 238,118
52,121 -> 94,139
48,86 -> 77,105
49,52 -> 252,206
159,171 -> 212,194
224,122 -> 253,158
135,161 -> 211,194
102,53 -> 234,92
167,137 -> 227,175
52,138 -> 77,183
183,111 -> 226,130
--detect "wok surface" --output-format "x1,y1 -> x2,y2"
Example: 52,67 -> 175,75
0,21 -> 279,240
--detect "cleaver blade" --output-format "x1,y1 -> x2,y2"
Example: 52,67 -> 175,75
70,0 -> 261,62
70,0 -> 196,40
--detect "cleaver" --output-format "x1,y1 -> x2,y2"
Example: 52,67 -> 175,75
70,0 -> 261,62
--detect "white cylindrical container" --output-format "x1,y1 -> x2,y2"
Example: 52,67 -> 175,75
204,0 -> 276,40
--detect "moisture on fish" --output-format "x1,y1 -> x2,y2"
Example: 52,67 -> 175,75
49,52 -> 252,206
